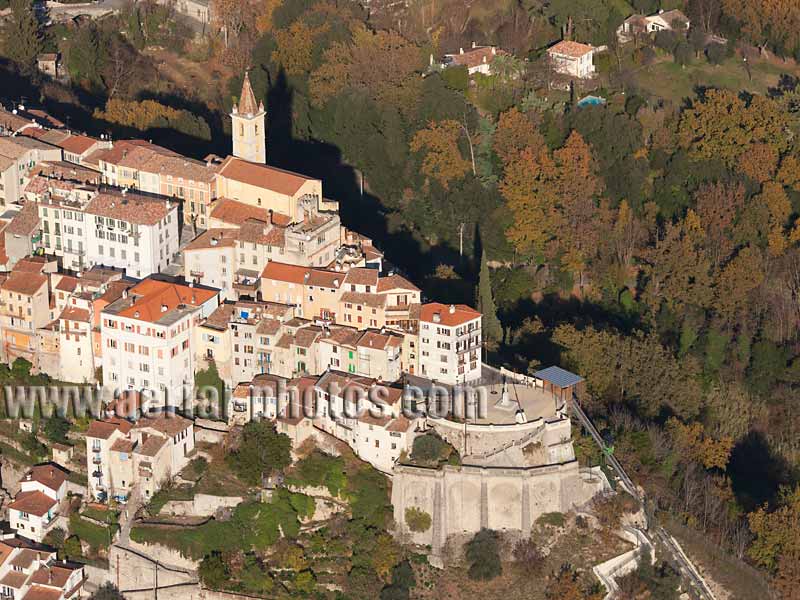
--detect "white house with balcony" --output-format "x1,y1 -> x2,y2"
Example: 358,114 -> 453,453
8,464 -> 69,542
418,303 -> 482,385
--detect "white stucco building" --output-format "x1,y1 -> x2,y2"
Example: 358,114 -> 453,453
100,277 -> 220,409
547,40 -> 597,79
418,303 -> 482,385
8,464 -> 68,543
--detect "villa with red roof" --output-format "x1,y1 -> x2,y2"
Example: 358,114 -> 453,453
547,40 -> 597,79
8,464 -> 69,543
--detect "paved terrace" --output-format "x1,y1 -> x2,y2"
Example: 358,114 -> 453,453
403,364 -> 562,425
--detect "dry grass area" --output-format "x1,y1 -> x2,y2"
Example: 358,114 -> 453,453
143,46 -> 231,109
410,512 -> 632,600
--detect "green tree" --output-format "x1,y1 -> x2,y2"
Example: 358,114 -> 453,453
44,416 -> 70,444
227,421 -> 291,485
199,552 -> 230,589
89,583 -> 125,600
466,528 -> 502,581
1,0 -> 43,72
477,249 -> 502,344
440,65 -> 469,92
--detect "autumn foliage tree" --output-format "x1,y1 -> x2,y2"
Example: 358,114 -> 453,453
410,120 -> 471,190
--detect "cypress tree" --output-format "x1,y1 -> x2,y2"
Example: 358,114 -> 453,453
3,0 -> 43,73
477,249 -> 502,344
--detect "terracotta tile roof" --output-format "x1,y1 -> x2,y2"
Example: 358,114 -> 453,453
387,414 -> 413,432
306,269 -> 342,288
0,108 -> 35,133
6,202 -> 40,236
134,434 -> 166,457
377,273 -> 419,293
0,136 -> 55,159
420,302 -> 481,326
9,548 -> 40,569
344,267 -> 379,287
30,565 -> 75,588
294,325 -> 322,348
218,156 -> 316,197
548,40 -> 595,58
340,291 -> 386,309
55,277 -> 78,293
134,413 -> 192,437
321,325 -> 360,346
85,192 -> 174,226
35,130 -> 71,145
57,135 -> 97,155
8,490 -> 57,517
357,411 -> 392,427
356,330 -> 400,351
184,228 -> 237,251
0,542 -> 14,568
25,464 -> 68,492
446,45 -> 507,69
261,261 -> 310,284
1,272 -> 47,296
110,438 -> 135,453
21,585 -> 64,600
0,570 -> 28,589
60,306 -> 90,323
113,278 -> 217,323
237,218 -> 286,247
86,417 -> 132,439
140,153 -> 216,183
97,140 -> 178,167
13,256 -> 48,274
256,319 -> 282,335
209,198 -> 290,227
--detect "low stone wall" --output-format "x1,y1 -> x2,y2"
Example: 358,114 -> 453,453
122,583 -> 264,600
593,527 -> 653,598
392,459 -> 607,564
194,420 -> 228,444
160,494 -> 243,517
429,414 -> 572,461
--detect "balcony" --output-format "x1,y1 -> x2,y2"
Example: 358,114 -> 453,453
190,270 -> 204,278
92,456 -> 102,465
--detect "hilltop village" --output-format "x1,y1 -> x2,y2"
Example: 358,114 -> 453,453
0,74 -> 662,600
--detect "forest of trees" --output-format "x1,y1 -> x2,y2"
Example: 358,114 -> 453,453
1,0 -> 800,595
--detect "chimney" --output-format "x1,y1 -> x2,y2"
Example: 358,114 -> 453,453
189,281 -> 194,288
491,47 -> 496,55
161,304 -> 168,312
459,47 -> 464,54
449,304 -> 456,314
268,208 -> 273,225
210,237 -> 218,246
472,41 -> 476,49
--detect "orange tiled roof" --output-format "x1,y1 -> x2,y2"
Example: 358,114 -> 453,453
184,228 -> 237,251
5,202 -> 40,236
25,464 -> 68,492
57,134 -> 97,155
86,417 -> 132,439
419,302 -> 480,327
261,261 -> 310,284
21,585 -> 64,600
548,40 -> 594,58
116,278 -> 217,323
218,156 -> 315,197
134,413 -> 192,437
84,192 -> 174,226
1,272 -> 47,296
209,198 -> 290,227
8,490 -> 57,517
377,273 -> 419,293
344,267 -> 379,287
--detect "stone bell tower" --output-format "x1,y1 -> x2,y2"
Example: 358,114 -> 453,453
230,71 -> 266,164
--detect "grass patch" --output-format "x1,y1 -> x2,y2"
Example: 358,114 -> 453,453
69,513 -> 117,551
132,489 -> 314,560
148,484 -> 195,514
81,506 -> 119,525
535,512 -> 566,528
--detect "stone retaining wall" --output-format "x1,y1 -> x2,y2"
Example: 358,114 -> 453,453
160,494 -> 243,517
391,460 -> 606,565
